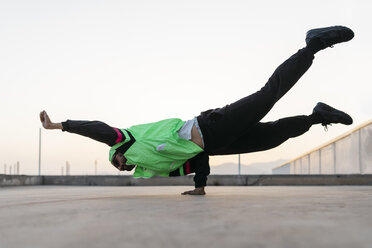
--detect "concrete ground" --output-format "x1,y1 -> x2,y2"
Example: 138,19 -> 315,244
1,186 -> 372,248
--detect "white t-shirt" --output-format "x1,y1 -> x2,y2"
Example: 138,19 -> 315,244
178,118 -> 205,147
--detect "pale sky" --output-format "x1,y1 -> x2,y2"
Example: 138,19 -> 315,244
1,0 -> 371,175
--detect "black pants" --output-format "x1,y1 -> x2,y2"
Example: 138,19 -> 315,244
197,48 -> 315,156
62,120 -> 120,146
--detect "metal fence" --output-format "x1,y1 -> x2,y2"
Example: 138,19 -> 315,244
273,119 -> 372,175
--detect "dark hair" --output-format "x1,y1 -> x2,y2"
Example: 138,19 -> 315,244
111,151 -> 120,168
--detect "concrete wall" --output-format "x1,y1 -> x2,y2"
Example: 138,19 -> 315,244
273,120 -> 372,175
2,174 -> 372,186
0,175 -> 42,186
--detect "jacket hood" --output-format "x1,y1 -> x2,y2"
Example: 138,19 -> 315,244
109,129 -> 135,164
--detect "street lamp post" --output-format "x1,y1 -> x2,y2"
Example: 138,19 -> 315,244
38,128 -> 41,176
238,154 -> 241,175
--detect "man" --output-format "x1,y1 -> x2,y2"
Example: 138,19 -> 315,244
40,25 -> 354,195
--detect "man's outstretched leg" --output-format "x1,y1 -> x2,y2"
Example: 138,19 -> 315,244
211,102 -> 353,155
40,110 -> 121,147
197,26 -> 354,154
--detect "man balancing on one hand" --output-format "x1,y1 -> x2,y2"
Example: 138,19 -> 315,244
40,25 -> 354,195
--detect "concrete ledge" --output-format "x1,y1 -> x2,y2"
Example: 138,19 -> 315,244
2,174 -> 372,186
0,175 -> 196,186
43,175 -> 195,186
0,175 -> 42,186
243,174 -> 372,186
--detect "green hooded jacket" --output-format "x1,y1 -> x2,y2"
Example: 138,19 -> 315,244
109,118 -> 203,178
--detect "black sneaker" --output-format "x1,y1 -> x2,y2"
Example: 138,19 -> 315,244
313,102 -> 353,129
306,26 -> 354,50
